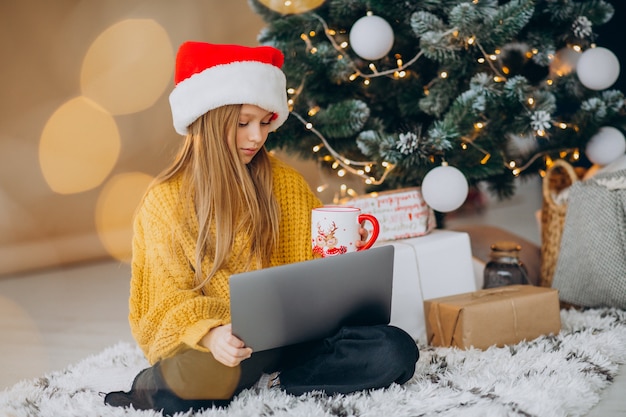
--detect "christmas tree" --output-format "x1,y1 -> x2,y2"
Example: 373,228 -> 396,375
248,0 -> 625,209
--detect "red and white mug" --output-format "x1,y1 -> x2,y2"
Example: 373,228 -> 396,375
311,206 -> 380,258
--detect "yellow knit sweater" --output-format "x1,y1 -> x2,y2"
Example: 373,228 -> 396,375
129,155 -> 322,364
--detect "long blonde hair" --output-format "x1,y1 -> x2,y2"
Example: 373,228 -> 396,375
152,104 -> 280,290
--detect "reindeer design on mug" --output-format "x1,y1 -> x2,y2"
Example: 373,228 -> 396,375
312,221 -> 348,258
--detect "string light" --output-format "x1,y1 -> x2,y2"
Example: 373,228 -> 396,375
316,184 -> 328,193
508,148 -> 580,175
308,13 -> 424,81
290,111 -> 395,185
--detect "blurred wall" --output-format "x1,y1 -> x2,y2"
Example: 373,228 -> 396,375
0,0 -> 346,276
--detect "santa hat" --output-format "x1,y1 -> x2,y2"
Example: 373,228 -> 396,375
169,41 -> 289,135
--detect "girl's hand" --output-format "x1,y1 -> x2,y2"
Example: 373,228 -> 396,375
201,324 -> 252,367
355,221 -> 369,248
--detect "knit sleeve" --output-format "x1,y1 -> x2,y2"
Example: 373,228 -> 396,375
270,156 -> 323,266
129,186 -> 230,364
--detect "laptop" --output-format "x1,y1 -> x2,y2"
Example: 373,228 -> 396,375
229,245 -> 395,352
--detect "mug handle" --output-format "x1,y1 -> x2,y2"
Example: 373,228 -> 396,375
357,213 -> 380,250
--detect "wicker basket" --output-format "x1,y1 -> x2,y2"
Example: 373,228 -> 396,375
539,159 -> 580,288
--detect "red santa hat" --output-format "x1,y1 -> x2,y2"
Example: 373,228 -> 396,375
169,41 -> 289,135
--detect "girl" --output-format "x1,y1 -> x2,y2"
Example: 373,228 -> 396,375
105,41 -> 418,415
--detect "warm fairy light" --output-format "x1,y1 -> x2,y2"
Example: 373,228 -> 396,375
364,165 -> 371,172
313,144 -> 322,152
369,63 -> 378,72
316,184 -> 328,193
332,161 -> 340,169
531,48 -> 538,54
308,106 -> 320,116
494,49 -> 501,55
349,73 -> 358,81
381,161 -> 390,168
305,122 -> 313,129
461,142 -> 468,150
300,33 -> 308,40
480,154 -> 491,164
287,88 -> 296,94
396,58 -> 403,66
337,169 -> 346,177
474,122 -> 484,129
546,79 -> 553,85
440,71 -> 448,78
572,150 -> 580,160
559,123 -> 567,129
288,98 -> 294,106
357,169 -> 364,175
310,47 -> 318,54
340,41 -> 348,48
509,160 -> 517,168
328,29 -> 336,36
502,66 -> 510,74
526,51 -> 533,59
493,76 -> 504,82
573,45 -> 582,52
528,97 -> 535,105
489,54 -> 497,61
467,36 -> 475,45
512,168 -> 521,176
309,30 -> 316,37
478,57 -> 485,63
363,79 -> 370,85
285,1 -> 292,6
537,129 -> 546,137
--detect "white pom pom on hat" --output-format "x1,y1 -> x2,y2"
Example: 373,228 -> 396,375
169,41 -> 289,135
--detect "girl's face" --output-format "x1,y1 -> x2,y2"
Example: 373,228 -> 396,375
235,104 -> 274,164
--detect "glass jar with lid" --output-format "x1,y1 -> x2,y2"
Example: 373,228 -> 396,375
483,240 -> 530,289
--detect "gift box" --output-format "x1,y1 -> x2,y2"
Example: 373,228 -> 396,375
377,230 -> 478,344
343,187 -> 436,241
424,285 -> 561,350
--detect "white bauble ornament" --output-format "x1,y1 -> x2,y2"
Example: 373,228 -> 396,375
576,47 -> 620,90
585,126 -> 626,166
421,163 -> 469,213
349,15 -> 394,60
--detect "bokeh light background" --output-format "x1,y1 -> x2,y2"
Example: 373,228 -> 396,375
0,1 -> 269,274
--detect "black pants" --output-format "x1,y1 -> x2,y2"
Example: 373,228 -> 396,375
105,325 -> 419,415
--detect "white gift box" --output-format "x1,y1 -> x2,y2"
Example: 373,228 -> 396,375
376,230 -> 478,343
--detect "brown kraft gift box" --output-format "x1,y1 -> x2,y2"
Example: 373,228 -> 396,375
424,285 -> 561,350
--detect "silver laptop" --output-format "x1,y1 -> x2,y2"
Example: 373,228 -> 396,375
229,245 -> 394,352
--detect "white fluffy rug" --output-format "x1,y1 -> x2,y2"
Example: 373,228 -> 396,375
2,308 -> 625,417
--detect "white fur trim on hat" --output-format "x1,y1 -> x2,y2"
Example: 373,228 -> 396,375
169,61 -> 289,135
